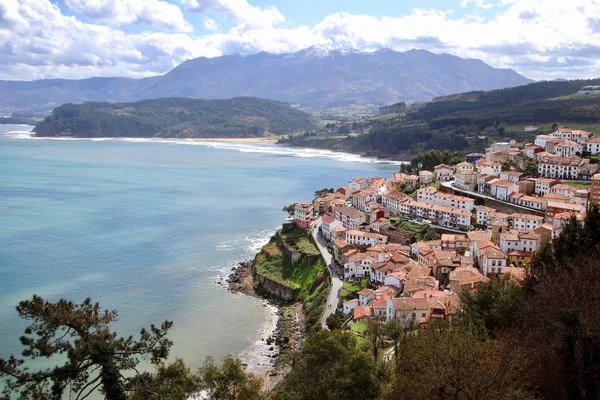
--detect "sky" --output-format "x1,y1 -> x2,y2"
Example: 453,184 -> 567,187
1,0 -> 600,81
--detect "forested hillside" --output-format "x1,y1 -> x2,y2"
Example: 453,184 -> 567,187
34,97 -> 315,138
280,79 -> 600,159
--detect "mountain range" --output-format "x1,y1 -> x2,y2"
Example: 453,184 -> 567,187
0,46 -> 532,115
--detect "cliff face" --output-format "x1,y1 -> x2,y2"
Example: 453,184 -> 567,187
253,273 -> 298,303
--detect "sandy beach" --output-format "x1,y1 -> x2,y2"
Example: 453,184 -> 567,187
191,137 -> 278,143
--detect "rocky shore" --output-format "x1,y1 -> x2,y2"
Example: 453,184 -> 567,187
226,260 -> 255,296
224,260 -> 306,391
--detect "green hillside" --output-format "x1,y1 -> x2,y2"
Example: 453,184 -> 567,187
280,79 -> 600,159
34,97 -> 315,138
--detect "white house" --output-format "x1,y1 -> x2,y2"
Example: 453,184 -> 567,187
511,214 -> 544,231
434,164 -> 454,181
525,144 -> 544,159
476,160 -> 502,176
475,206 -> 494,226
586,138 -> 600,155
386,298 -> 430,326
344,253 -> 380,279
382,191 -> 409,215
480,247 -> 508,276
499,171 -> 524,184
554,141 -> 582,158
320,214 -> 341,241
398,200 -> 472,230
419,170 -> 434,186
334,206 -> 367,230
344,230 -> 388,247
348,177 -> 370,190
357,289 -> 374,306
343,299 -> 359,314
535,178 -> 560,196
454,171 -> 478,191
507,193 -> 543,210
535,134 -> 555,149
294,203 -> 313,229
550,183 -> 577,198
491,142 -> 511,153
384,271 -> 405,290
500,231 -> 541,254
537,156 -> 583,180
416,187 -> 475,211
351,189 -> 379,213
489,179 -> 518,201
456,161 -> 475,173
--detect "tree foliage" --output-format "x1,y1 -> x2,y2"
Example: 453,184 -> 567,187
314,188 -> 334,198
386,321 -> 534,400
275,330 -> 379,400
34,97 -> 315,138
127,358 -> 201,400
0,296 -> 173,400
461,275 -> 523,338
282,204 -> 295,217
197,356 -> 265,400
401,149 -> 466,173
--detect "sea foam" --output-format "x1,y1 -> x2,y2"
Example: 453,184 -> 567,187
3,130 -> 406,165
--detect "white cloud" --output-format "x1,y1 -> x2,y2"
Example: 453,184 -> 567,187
203,17 -> 219,31
181,0 -> 285,28
1,0 -> 600,81
63,0 -> 193,32
460,0 -> 495,9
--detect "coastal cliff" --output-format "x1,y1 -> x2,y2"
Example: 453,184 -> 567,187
226,227 -> 330,390
254,273 -> 298,302
229,227 -> 330,330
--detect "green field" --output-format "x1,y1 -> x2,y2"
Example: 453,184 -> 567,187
351,320 -> 368,334
504,122 -> 600,135
254,237 -> 325,297
279,227 -> 321,256
342,281 -> 360,301
563,181 -> 592,190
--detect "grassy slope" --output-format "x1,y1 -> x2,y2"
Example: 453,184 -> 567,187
253,228 -> 330,331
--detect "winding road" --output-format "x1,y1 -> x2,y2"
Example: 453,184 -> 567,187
311,218 -> 343,330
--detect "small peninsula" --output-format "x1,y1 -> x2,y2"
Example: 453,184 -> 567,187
33,97 -> 315,138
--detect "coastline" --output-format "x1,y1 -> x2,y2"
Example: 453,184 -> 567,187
189,137 -> 278,144
223,260 -> 304,391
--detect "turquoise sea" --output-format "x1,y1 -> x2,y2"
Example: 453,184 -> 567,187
0,124 -> 400,372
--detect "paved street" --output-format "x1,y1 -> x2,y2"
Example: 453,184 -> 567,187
311,217 -> 343,330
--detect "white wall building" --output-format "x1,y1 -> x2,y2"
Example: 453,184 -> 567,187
586,138 -> 600,155
491,142 -> 511,153
416,187 -> 475,211
399,200 -> 472,230
386,298 -> 430,325
456,162 -> 475,173
334,206 -> 367,230
382,191 -> 409,215
344,230 -> 388,247
511,214 -> 544,231
489,179 -> 518,201
538,156 -> 582,180
499,171 -> 524,184
434,164 -> 454,181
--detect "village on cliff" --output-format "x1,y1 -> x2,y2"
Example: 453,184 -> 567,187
291,126 -> 600,326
